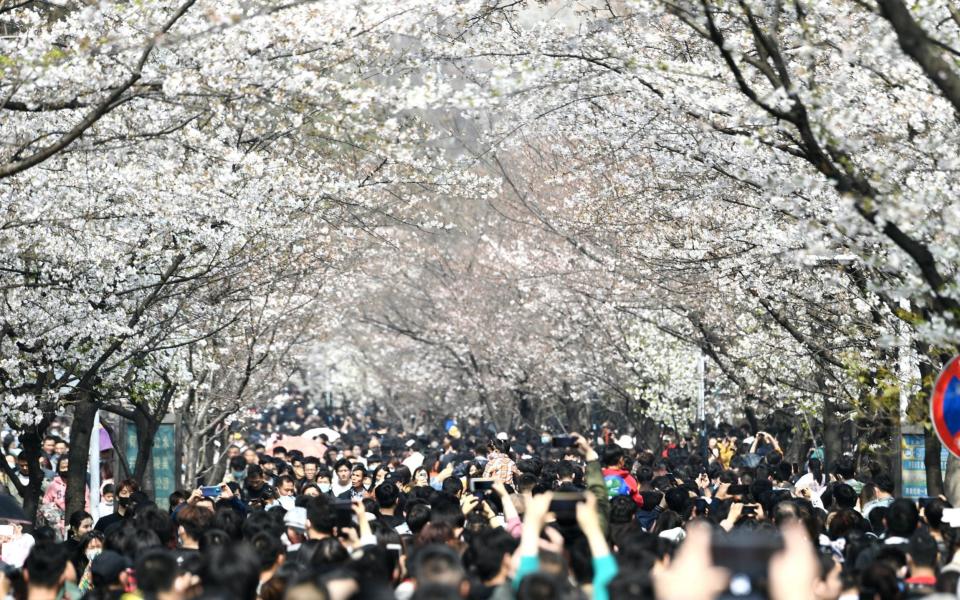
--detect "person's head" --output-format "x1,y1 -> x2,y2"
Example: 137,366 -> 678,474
413,467 -> 430,487
834,456 -> 855,481
243,448 -> 259,465
334,459 -> 351,484
278,475 -> 296,497
411,544 -> 468,596
117,479 -> 140,513
375,482 -> 400,510
168,490 -> 188,512
603,447 -> 625,469
250,531 -> 285,573
229,456 -> 248,481
57,456 -> 69,478
177,505 -> 214,546
42,436 -> 57,455
885,499 -> 919,538
832,483 -> 857,510
101,483 -> 115,505
924,497 -> 949,530
813,553 -> 843,600
69,510 -> 93,539
907,530 -> 938,571
80,530 -> 105,567
304,458 -> 320,481
136,549 -> 179,599
16,454 -> 30,475
350,465 -> 366,489
198,541 -> 261,600
245,464 -> 265,490
305,497 -> 336,537
55,440 -> 68,456
873,473 -> 895,497
24,541 -> 69,591
91,550 -> 132,592
807,457 -> 823,482
466,528 -> 518,584
226,445 -> 241,459
302,483 -> 322,498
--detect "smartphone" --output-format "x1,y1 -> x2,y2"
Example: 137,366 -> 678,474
200,485 -> 221,498
0,524 -> 14,537
741,505 -> 757,516
470,478 -> 495,493
386,543 -> 402,560
918,496 -> 934,509
551,435 -> 576,448
712,528 -> 783,600
332,499 -> 354,528
549,491 -> 586,524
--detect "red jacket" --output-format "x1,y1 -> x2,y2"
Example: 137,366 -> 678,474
602,467 -> 644,508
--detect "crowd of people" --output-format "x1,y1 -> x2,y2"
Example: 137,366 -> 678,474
0,411 -> 956,600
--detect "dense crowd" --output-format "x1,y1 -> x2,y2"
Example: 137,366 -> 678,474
0,411 -> 955,600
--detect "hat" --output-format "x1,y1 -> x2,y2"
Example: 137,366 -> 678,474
658,527 -> 687,543
284,507 -> 307,531
496,432 -> 508,441
615,435 -> 634,450
91,550 -> 130,583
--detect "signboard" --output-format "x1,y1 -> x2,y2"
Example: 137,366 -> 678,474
901,433 -> 947,498
931,356 -> 960,457
124,422 -> 178,503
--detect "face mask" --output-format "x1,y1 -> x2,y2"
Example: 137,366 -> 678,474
541,435 -> 551,444
86,549 -> 101,561
233,470 -> 246,480
117,497 -> 131,508
318,483 -> 331,493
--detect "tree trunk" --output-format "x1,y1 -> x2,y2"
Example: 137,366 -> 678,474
823,395 -> 842,472
133,411 -> 160,484
66,394 -> 97,519
945,453 -> 960,507
19,422 -> 48,528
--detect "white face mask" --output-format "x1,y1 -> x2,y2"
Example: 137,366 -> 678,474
318,483 -> 331,494
86,549 -> 101,561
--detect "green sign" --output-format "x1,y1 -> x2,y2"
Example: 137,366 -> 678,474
124,423 -> 177,503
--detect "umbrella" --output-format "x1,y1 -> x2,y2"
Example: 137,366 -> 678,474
269,435 -> 326,458
301,427 -> 341,442
0,493 -> 30,524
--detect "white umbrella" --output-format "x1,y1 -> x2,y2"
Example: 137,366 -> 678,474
302,427 -> 340,442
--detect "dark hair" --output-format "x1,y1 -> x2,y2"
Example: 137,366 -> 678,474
925,497 -> 950,529
136,549 -> 178,595
440,477 -> 463,497
333,458 -> 351,472
808,458 -> 824,485
873,473 -> 895,495
407,503 -> 432,535
375,482 -> 400,508
251,532 -> 285,571
859,562 -> 901,600
886,499 -> 919,538
69,510 -> 92,532
603,448 -> 625,468
229,456 -> 247,472
907,530 -> 938,568
199,542 -> 261,600
609,495 -> 638,524
178,505 -> 214,541
464,528 -> 518,582
305,496 -> 335,535
832,483 -> 857,510
834,456 -> 855,480
24,541 -> 69,587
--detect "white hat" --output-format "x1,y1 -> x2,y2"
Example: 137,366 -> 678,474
496,432 -> 509,441
615,435 -> 634,449
658,527 -> 686,543
283,507 -> 307,531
